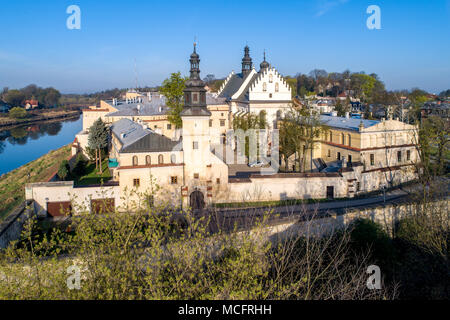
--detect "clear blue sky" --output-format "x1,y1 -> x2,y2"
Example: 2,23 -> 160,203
0,0 -> 449,94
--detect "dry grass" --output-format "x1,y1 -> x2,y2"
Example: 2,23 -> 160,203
0,144 -> 72,220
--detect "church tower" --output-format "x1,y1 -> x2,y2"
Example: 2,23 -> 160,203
181,43 -> 213,209
241,45 -> 253,76
260,50 -> 270,72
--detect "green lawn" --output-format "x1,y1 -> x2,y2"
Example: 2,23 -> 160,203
73,159 -> 112,186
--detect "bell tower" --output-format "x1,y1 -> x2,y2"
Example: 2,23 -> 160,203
181,43 -> 212,209
241,45 -> 253,76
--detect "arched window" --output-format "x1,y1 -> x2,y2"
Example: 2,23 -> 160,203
132,156 -> 138,166
263,83 -> 267,92
158,154 -> 164,164
275,83 -> 279,92
330,131 -> 333,142
145,155 -> 151,165
269,74 -> 273,83
170,154 -> 176,164
347,134 -> 351,147
341,133 -> 345,145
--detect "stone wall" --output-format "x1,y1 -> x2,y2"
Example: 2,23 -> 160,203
0,201 -> 34,249
266,198 -> 449,243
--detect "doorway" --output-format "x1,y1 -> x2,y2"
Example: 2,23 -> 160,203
326,186 -> 334,199
190,190 -> 205,210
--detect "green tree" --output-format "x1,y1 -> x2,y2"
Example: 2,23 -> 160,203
4,90 -> 25,107
282,107 -> 328,172
8,107 -> 27,119
159,72 -> 187,128
88,118 -> 109,174
57,160 -> 70,181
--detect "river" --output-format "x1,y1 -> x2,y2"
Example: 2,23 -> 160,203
0,116 -> 82,175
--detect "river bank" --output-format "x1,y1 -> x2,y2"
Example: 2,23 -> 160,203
0,110 -> 81,131
0,144 -> 72,221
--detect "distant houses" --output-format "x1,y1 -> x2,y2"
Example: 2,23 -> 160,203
0,100 -> 11,113
24,99 -> 39,110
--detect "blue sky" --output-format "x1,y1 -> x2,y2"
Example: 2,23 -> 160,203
0,0 -> 449,94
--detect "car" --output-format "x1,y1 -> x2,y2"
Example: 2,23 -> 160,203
248,161 -> 264,168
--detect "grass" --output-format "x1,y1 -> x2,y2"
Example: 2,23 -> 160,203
0,144 -> 72,221
73,159 -> 112,186
212,197 -> 348,209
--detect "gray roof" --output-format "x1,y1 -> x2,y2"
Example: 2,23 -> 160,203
320,115 -> 379,131
206,93 -> 227,105
234,73 -> 258,102
111,118 -> 151,148
218,73 -> 247,100
111,118 -> 181,153
106,95 -> 168,117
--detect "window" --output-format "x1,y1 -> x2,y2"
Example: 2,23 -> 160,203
192,93 -> 198,103
145,155 -> 151,165
407,150 -> 411,161
341,133 -> 345,145
171,154 -> 176,164
356,182 -> 361,191
330,132 -> 333,142
216,178 -> 220,184
275,83 -> 279,92
193,141 -> 199,149
170,176 -> 178,184
327,149 -> 331,158
269,93 -> 272,98
269,74 -> 273,83
209,119 -> 213,127
167,123 -> 172,130
194,173 -> 199,179
337,152 -> 341,160
263,83 -> 267,92
397,151 -> 402,163
220,119 -> 225,126
158,154 -> 164,164
347,134 -> 351,147
370,154 -> 375,166
132,156 -> 138,166
133,178 -> 140,187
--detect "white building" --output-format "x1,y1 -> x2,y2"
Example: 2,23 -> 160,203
217,47 -> 292,128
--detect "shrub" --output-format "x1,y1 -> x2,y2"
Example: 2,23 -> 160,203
57,160 -> 70,181
8,107 -> 27,119
72,153 -> 87,176
348,218 -> 395,269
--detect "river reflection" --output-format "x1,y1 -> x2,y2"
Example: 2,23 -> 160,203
0,116 -> 82,175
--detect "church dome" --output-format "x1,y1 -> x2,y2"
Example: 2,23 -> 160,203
260,51 -> 269,71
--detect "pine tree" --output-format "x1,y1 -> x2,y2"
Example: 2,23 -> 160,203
88,118 -> 109,174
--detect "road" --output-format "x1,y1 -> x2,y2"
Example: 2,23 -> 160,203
196,188 -> 411,233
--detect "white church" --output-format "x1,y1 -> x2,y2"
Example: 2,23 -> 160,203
218,46 -> 292,128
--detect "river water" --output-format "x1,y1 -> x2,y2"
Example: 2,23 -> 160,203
0,116 -> 82,175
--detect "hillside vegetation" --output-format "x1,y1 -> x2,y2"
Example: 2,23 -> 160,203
0,144 -> 72,220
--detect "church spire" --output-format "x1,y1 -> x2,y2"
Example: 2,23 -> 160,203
189,42 -> 201,80
181,43 -> 211,116
260,50 -> 269,72
241,45 -> 253,76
